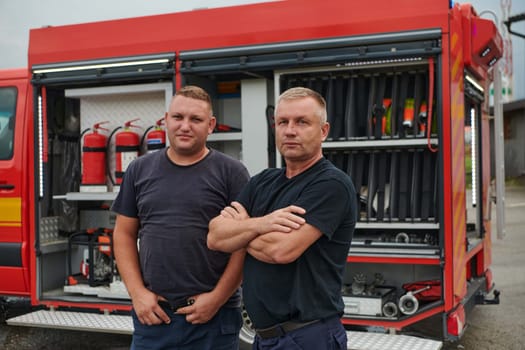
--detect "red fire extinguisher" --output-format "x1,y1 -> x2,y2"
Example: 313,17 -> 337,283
81,122 -> 108,188
115,119 -> 140,185
145,117 -> 166,153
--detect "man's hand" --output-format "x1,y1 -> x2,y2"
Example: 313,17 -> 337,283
258,204 -> 306,234
223,201 -> 306,234
131,289 -> 171,325
176,292 -> 221,324
220,201 -> 249,220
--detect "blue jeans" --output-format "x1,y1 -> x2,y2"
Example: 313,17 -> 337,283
131,306 -> 242,350
253,317 -> 347,350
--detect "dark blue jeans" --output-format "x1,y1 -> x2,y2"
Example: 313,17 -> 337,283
253,317 -> 347,350
131,306 -> 242,350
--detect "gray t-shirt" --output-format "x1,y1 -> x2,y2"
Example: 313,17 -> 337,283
111,148 -> 250,307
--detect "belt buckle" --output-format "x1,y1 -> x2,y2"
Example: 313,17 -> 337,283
159,297 -> 194,312
172,297 -> 195,311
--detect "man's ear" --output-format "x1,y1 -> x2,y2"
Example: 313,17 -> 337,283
321,122 -> 330,141
209,116 -> 217,134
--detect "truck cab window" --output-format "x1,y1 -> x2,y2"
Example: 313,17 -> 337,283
0,87 -> 16,160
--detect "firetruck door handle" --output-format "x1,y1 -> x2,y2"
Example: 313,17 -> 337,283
0,184 -> 15,190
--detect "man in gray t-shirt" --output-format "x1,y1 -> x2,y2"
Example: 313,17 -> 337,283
112,85 -> 249,350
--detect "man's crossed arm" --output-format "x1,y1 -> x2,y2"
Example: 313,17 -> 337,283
207,202 -> 322,264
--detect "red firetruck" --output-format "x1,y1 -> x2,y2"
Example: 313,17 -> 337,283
0,1 -> 504,348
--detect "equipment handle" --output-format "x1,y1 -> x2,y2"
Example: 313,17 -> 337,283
93,121 -> 110,132
124,118 -> 141,128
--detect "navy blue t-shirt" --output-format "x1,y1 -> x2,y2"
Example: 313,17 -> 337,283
237,157 -> 357,328
111,148 -> 250,306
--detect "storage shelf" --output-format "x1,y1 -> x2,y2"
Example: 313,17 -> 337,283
323,138 -> 438,149
40,240 -> 68,254
65,82 -> 172,98
356,222 -> 439,230
53,192 -> 118,201
207,132 -> 242,141
347,254 -> 441,265
341,301 -> 444,326
347,241 -> 441,264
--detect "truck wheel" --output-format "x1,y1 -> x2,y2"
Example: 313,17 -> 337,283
239,304 -> 255,349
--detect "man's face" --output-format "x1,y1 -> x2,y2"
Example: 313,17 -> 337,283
274,97 -> 329,162
164,95 -> 216,156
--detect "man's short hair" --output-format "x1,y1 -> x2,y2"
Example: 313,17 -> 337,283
175,85 -> 213,114
277,87 -> 327,124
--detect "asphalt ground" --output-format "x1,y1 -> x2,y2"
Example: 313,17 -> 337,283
1,185 -> 524,350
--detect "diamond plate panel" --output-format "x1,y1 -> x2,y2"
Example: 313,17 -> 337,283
8,312 -> 442,349
76,86 -> 169,190
347,331 -> 442,350
40,216 -> 59,243
7,310 -> 133,335
80,91 -> 165,132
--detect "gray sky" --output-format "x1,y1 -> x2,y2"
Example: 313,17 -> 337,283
0,0 -> 523,100
0,0 -> 265,69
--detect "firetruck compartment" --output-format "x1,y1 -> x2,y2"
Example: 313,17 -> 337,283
343,263 -> 441,292
349,228 -> 440,257
324,148 -> 438,224
36,82 -> 174,303
278,64 -> 437,140
342,263 -> 442,319
278,64 -> 440,227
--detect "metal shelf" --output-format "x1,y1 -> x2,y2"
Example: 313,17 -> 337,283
207,132 -> 242,141
356,222 -> 439,230
39,240 -> 68,254
347,241 -> 441,264
53,192 -> 118,201
323,138 -> 438,149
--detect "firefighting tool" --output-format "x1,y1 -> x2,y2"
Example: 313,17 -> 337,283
144,117 -> 166,153
81,122 -> 109,187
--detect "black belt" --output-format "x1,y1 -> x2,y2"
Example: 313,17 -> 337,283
158,297 -> 194,312
256,319 -> 320,339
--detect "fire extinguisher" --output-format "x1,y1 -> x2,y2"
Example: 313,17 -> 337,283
144,117 -> 166,153
114,119 -> 141,185
81,122 -> 108,188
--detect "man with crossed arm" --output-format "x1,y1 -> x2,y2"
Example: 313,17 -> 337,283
208,87 -> 357,350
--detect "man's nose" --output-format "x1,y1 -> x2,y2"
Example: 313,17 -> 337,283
284,122 -> 297,134
179,118 -> 191,129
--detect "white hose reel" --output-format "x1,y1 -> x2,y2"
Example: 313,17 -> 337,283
398,285 -> 431,315
382,301 -> 399,318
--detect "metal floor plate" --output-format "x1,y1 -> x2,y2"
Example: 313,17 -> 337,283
347,330 -> 442,350
7,310 -> 442,349
6,310 -> 133,335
